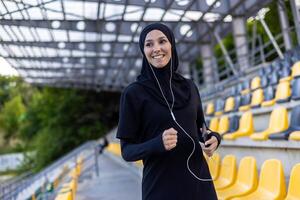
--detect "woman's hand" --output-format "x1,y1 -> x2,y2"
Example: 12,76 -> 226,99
202,135 -> 218,157
162,128 -> 178,151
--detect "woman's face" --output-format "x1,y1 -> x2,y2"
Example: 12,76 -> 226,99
144,30 -> 172,68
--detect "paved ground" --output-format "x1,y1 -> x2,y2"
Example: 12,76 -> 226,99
76,153 -> 142,200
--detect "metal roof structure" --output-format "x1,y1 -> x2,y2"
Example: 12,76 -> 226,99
0,0 -> 272,91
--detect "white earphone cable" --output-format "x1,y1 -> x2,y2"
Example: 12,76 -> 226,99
147,58 -> 214,182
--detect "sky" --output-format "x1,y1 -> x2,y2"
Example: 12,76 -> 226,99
0,57 -> 19,76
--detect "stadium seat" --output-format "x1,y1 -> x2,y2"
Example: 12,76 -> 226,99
206,102 -> 214,116
285,163 -> 300,200
223,112 -> 254,140
233,96 -> 241,112
206,153 -> 221,180
269,105 -> 300,140
213,155 -> 237,190
216,157 -> 258,200
231,159 -> 286,200
289,131 -> 300,141
218,116 -> 229,135
224,96 -> 235,113
250,76 -> 261,90
215,99 -> 224,116
291,61 -> 300,78
228,115 -> 239,133
250,88 -> 264,108
279,67 -> 292,82
251,107 -> 289,141
260,75 -> 269,88
241,80 -> 250,95
270,71 -> 280,86
239,93 -> 251,111
261,86 -> 275,107
291,77 -> 300,100
275,81 -> 291,103
209,117 -> 219,132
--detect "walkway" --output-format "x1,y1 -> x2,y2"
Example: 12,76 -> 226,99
76,153 -> 142,200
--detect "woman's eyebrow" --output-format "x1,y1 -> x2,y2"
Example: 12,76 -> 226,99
145,36 -> 167,43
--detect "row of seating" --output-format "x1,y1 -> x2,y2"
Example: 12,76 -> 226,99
206,76 -> 300,117
201,46 -> 300,98
205,153 -> 300,200
55,157 -> 83,200
208,105 -> 300,140
205,61 -> 300,117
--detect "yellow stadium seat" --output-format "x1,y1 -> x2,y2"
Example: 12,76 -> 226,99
217,157 -> 258,200
250,88 -> 264,108
209,117 -> 219,132
250,107 -> 288,141
224,97 -> 235,113
240,89 -> 250,95
261,99 -> 275,107
206,102 -> 214,116
275,81 -> 291,103
207,153 -> 221,181
106,143 -> 122,156
251,76 -> 261,90
291,61 -> 300,78
289,131 -> 300,141
285,163 -> 300,200
223,112 -> 254,140
232,159 -> 286,200
213,155 -> 237,190
218,116 -> 229,135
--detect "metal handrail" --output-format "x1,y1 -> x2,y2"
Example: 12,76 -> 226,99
0,140 -> 100,200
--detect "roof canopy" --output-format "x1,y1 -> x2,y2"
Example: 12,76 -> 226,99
0,0 -> 272,91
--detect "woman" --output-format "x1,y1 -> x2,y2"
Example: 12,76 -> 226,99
117,23 -> 221,200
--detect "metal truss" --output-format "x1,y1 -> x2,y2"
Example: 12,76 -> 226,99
0,0 -> 272,91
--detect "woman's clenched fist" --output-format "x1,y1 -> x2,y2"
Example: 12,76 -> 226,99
162,128 -> 178,151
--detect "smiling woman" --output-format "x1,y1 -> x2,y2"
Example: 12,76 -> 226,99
116,23 -> 221,200
0,57 -> 19,77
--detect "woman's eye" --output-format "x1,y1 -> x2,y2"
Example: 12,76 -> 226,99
160,40 -> 166,44
145,43 -> 152,47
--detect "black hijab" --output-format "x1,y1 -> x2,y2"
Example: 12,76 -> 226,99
137,23 -> 191,109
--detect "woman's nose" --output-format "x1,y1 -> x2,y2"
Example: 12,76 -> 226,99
153,45 -> 161,53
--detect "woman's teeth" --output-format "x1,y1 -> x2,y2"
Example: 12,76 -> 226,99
153,55 -> 164,59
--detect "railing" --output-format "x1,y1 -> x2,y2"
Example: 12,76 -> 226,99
0,140 -> 101,200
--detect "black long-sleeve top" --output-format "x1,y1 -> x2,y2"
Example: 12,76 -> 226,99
117,80 -> 220,200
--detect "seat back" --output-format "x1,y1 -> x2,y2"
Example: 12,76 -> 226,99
270,71 -> 279,86
260,75 -> 269,88
233,96 -> 241,111
224,96 -> 235,113
215,99 -> 224,115
209,117 -> 219,132
207,153 -> 221,180
275,81 -> 291,101
292,61 -> 300,77
290,105 -> 300,129
206,102 -> 214,115
236,157 -> 258,190
240,93 -> 251,106
258,159 -> 286,199
251,76 -> 261,90
285,163 -> 300,199
268,107 -> 289,133
218,116 -> 229,135
218,155 -> 237,184
251,88 -> 264,106
263,86 -> 275,101
291,77 -> 300,100
239,111 -> 254,133
280,67 -> 291,79
229,115 -> 239,132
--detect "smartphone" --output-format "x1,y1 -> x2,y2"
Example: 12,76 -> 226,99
202,123 -> 211,148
